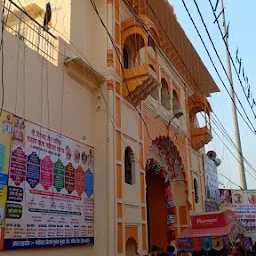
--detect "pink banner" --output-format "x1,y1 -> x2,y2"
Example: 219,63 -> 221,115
40,156 -> 53,190
65,163 -> 75,194
75,166 -> 85,196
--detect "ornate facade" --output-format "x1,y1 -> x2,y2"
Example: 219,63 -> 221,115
112,0 -> 219,254
1,0 -> 219,255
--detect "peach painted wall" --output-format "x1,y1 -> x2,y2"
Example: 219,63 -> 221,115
1,30 -> 109,256
146,169 -> 168,251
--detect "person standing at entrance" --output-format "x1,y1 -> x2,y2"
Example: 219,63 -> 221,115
149,245 -> 159,256
166,246 -> 176,256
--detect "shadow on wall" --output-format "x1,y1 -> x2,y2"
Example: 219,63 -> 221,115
69,0 -> 107,73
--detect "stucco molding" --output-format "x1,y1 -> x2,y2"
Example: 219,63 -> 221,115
143,96 -> 188,138
64,57 -> 105,92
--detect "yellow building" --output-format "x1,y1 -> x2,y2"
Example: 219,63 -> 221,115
0,0 -> 219,255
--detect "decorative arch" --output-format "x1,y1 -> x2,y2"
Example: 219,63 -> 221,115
188,91 -> 212,129
161,78 -> 170,110
123,33 -> 146,68
125,226 -> 139,254
141,15 -> 161,46
146,136 -> 190,242
172,89 -> 181,115
126,237 -> 138,256
121,18 -> 148,46
121,15 -> 161,47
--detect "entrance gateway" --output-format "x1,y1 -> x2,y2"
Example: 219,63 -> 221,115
145,136 -> 186,252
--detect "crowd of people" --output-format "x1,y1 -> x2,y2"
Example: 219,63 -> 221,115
230,237 -> 256,256
148,245 -> 176,256
147,237 -> 256,256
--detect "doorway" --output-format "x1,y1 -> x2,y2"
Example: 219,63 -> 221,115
126,238 -> 137,256
146,168 -> 168,252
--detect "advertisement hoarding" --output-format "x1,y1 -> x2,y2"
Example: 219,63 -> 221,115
0,110 -> 94,250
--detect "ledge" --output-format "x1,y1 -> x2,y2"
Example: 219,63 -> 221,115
191,126 -> 212,151
122,64 -> 160,106
64,57 -> 105,92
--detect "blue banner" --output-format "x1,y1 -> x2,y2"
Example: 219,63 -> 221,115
0,173 -> 8,185
4,237 -> 94,250
85,169 -> 94,198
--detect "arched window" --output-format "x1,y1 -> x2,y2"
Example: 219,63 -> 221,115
194,178 -> 199,203
123,48 -> 129,69
172,90 -> 181,115
125,146 -> 135,185
148,35 -> 156,60
123,34 -> 145,68
161,78 -> 170,110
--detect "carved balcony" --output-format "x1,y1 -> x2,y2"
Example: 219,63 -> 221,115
191,126 -> 212,151
122,64 -> 160,106
188,92 -> 212,151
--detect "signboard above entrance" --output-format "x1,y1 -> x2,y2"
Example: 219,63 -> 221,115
191,210 -> 236,229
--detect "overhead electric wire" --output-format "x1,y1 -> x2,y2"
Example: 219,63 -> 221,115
186,0 -> 256,132
211,112 -> 256,176
120,0 -> 256,179
179,0 -> 256,180
12,0 -> 248,188
121,0 -> 256,181
210,117 -> 256,180
90,0 -> 256,186
144,0 -> 256,135
89,0 -> 157,142
208,0 -> 256,121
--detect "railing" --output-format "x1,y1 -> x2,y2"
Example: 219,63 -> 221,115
3,0 -> 57,63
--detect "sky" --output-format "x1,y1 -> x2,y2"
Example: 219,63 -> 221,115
169,0 -> 256,190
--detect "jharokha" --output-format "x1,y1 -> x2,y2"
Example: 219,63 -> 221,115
1,0 -> 219,255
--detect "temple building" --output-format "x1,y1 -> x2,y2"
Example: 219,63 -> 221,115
0,0 -> 219,255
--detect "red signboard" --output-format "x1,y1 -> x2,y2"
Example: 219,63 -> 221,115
191,210 -> 236,229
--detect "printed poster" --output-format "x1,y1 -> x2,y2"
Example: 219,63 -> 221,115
0,111 -> 14,250
247,191 -> 256,205
1,114 -> 94,250
220,189 -> 256,234
204,156 -> 219,202
220,189 -> 232,204
232,190 -> 244,205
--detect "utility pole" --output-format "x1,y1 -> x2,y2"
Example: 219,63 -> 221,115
221,0 -> 247,190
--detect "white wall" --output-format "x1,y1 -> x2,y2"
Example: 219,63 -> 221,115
1,28 -> 108,256
13,0 -> 107,74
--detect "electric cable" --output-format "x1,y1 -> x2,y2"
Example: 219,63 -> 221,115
208,0 -> 256,121
144,0 -> 256,135
91,0 -> 256,182
12,0 -> 249,188
119,0 -> 256,181
179,0 -> 256,179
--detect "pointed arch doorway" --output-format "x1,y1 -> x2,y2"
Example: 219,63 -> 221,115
145,136 -> 186,252
126,238 -> 137,256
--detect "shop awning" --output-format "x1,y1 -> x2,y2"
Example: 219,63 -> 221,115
178,222 -> 236,239
176,211 -> 246,252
